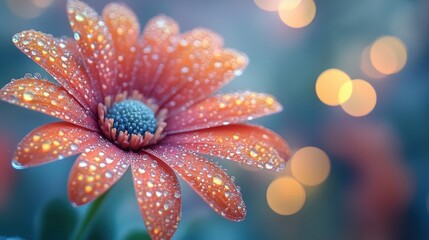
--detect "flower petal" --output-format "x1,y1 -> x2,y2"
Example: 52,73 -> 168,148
0,78 -> 98,131
12,30 -> 98,113
166,91 -> 282,133
67,0 -> 117,97
149,29 -> 223,105
130,153 -> 181,240
135,15 -> 179,97
146,145 -> 246,221
164,48 -> 248,113
13,122 -> 100,168
163,124 -> 290,171
102,3 -> 140,92
68,140 -> 129,205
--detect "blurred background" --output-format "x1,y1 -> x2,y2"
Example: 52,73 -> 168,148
0,0 -> 428,239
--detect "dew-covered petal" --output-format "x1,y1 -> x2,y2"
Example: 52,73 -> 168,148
0,79 -> 98,131
130,153 -> 181,240
68,140 -> 129,205
67,0 -> 117,97
12,30 -> 98,113
163,124 -> 290,171
135,15 -> 179,97
164,48 -> 248,114
149,29 -> 223,105
13,122 -> 100,168
102,3 -> 140,92
166,91 -> 282,133
146,145 -> 246,221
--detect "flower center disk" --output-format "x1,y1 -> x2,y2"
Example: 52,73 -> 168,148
106,100 -> 157,136
98,93 -> 168,151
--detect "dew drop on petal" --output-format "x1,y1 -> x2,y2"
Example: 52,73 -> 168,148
174,190 -> 181,198
23,90 -> 35,101
11,160 -> 25,169
79,161 -> 88,167
74,32 -> 81,41
213,175 -> 223,185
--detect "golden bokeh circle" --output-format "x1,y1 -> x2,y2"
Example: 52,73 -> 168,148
291,147 -> 330,186
370,36 -> 407,75
267,177 -> 306,215
278,0 -> 316,28
316,68 -> 353,106
340,79 -> 377,117
254,0 -> 283,12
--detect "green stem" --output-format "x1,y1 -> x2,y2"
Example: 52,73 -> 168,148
71,191 -> 109,240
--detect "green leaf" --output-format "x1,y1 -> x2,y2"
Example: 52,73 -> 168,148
123,230 -> 151,240
37,199 -> 78,240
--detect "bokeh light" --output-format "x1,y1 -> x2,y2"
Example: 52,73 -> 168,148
291,147 -> 330,186
361,46 -> 386,79
278,0 -> 316,28
254,0 -> 282,12
32,0 -> 54,9
6,0 -> 43,19
340,79 -> 377,117
370,36 -> 407,75
267,177 -> 306,215
316,68 -> 353,106
6,0 -> 54,19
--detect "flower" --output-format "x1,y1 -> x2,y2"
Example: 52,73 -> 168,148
1,0 -> 290,239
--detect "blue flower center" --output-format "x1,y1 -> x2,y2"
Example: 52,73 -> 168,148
106,100 -> 157,136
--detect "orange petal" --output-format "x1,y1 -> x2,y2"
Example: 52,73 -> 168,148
163,124 -> 290,171
166,91 -> 282,133
68,140 -> 128,205
130,153 -> 181,240
135,15 -> 179,97
149,29 -> 223,104
102,3 -> 140,92
146,146 -> 246,221
13,122 -> 100,168
12,30 -> 98,113
0,78 -> 98,131
67,0 -> 117,97
164,48 -> 248,113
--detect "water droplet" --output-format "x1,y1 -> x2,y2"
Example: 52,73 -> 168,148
174,191 -> 181,198
42,142 -> 51,152
11,160 -> 25,169
32,135 -> 41,141
213,176 -> 223,185
23,91 -> 35,101
250,148 -> 258,158
75,14 -> 85,22
265,163 -> 274,170
214,61 -> 222,68
181,67 -> 189,74
164,201 -> 172,210
12,35 -> 20,43
74,32 -> 81,41
85,185 -> 93,193
234,69 -> 243,76
79,161 -> 88,167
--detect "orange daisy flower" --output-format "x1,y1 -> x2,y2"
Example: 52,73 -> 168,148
1,0 -> 290,239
